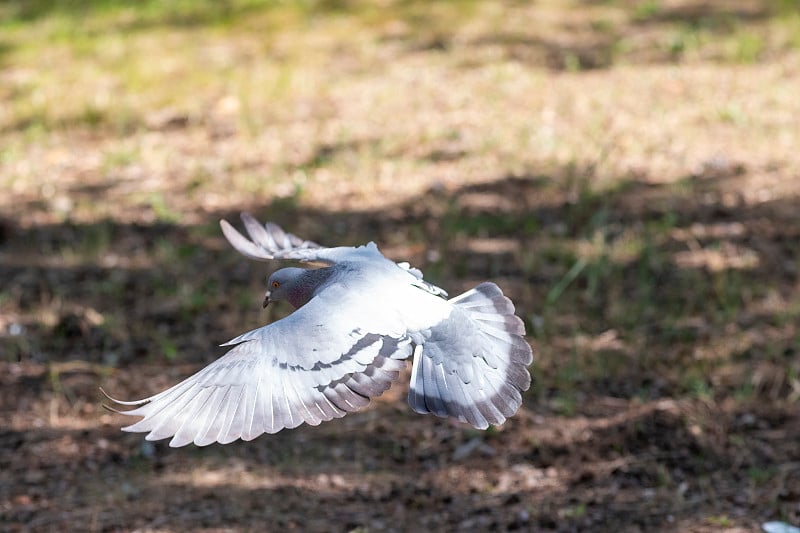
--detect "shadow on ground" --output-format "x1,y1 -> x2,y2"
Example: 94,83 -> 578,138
2,166 -> 799,531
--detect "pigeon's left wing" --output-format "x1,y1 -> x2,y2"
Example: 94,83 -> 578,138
104,278 -> 448,447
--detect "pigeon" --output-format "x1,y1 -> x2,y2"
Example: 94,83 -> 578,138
104,213 -> 533,447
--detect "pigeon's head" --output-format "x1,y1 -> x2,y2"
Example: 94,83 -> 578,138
264,267 -> 320,309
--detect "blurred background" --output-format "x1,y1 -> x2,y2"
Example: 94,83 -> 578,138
1,0 -> 799,531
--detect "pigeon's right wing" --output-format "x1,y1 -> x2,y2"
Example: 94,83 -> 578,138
220,213 -> 331,264
222,214 -> 447,297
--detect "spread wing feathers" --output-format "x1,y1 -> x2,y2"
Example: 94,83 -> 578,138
109,333 -> 410,447
223,214 -> 442,293
220,213 -> 328,263
221,212 -> 383,265
220,284 -> 408,370
408,282 -> 533,429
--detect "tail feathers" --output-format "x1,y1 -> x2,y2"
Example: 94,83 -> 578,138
451,283 -> 526,336
408,282 -> 533,429
452,282 -> 533,370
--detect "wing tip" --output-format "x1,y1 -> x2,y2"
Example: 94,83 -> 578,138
99,386 -> 151,407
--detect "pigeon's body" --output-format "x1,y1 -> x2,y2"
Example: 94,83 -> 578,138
106,214 -> 533,447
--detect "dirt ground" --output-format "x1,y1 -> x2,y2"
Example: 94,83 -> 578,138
2,178 -> 799,532
2,1 -> 800,532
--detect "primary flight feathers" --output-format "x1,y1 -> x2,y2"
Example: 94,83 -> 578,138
105,213 -> 533,447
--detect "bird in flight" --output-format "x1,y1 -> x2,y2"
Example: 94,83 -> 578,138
104,213 -> 533,447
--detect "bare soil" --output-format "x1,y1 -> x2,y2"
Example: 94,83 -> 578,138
2,174 -> 800,532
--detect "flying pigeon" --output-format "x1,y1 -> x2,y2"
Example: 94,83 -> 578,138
104,213 -> 533,447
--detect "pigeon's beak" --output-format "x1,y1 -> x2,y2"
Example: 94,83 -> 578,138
262,291 -> 271,308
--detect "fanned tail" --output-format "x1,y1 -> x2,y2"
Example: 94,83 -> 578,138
408,282 -> 533,429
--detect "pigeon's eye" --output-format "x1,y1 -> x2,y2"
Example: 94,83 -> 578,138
272,281 -> 280,289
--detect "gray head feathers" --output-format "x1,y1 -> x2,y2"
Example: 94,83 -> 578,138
266,267 -> 333,309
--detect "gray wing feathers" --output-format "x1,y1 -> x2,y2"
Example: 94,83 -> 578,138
408,282 -> 533,429
109,262 -> 421,446
220,213 -> 325,263
342,354 -> 407,397
223,215 -> 442,292
114,331 -> 409,447
317,342 -> 409,409
222,284 -> 406,370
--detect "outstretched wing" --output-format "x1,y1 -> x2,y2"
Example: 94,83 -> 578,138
106,282 -> 420,447
220,213 -> 330,263
221,214 -> 448,298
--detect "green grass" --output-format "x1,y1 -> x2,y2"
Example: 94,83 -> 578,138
1,0 -> 798,137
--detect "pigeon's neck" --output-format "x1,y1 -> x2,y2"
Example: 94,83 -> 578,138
288,268 -> 334,309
